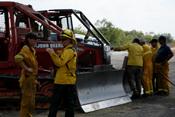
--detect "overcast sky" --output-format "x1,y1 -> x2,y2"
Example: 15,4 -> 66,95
1,0 -> 175,37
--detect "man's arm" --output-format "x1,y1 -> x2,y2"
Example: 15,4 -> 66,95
14,54 -> 33,73
162,48 -> 174,64
112,44 -> 129,51
46,48 -> 74,67
164,52 -> 174,62
113,47 -> 123,51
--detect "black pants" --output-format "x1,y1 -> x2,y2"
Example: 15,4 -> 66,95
126,66 -> 143,96
152,73 -> 158,93
48,84 -> 76,117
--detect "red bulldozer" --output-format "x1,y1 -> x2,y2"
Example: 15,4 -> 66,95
0,2 -> 131,112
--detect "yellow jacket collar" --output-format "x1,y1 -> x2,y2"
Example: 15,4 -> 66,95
64,44 -> 73,49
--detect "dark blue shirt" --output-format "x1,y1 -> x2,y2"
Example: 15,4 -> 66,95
155,45 -> 173,63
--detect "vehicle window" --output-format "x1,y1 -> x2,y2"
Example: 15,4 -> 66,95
15,10 -> 29,28
32,20 -> 51,41
14,10 -> 52,41
72,14 -> 100,45
0,9 -> 6,32
0,8 -> 9,61
61,16 -> 68,29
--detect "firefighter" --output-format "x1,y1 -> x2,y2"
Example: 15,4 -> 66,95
140,41 -> 153,96
46,29 -> 77,117
150,39 -> 159,93
155,35 -> 174,96
14,32 -> 38,117
113,38 -> 143,99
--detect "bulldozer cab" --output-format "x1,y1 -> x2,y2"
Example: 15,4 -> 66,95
39,9 -> 112,71
0,2 -> 63,71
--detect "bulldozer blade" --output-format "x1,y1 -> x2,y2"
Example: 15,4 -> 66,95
76,69 -> 131,113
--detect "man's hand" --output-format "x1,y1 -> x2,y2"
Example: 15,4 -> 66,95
112,47 -> 121,51
20,62 -> 33,73
26,67 -> 33,73
56,49 -> 63,56
35,80 -> 41,90
46,48 -> 55,54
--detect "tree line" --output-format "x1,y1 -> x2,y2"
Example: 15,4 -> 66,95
74,18 -> 174,47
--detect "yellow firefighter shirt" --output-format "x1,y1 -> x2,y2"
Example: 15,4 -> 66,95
143,44 -> 152,63
14,45 -> 38,87
119,43 -> 143,67
142,44 -> 152,68
49,44 -> 77,84
15,45 -> 38,75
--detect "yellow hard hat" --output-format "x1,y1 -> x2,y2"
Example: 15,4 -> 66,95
61,29 -> 77,45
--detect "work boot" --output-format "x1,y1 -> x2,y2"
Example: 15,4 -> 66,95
131,91 -> 140,100
160,91 -> 169,96
141,94 -> 149,98
154,91 -> 169,96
